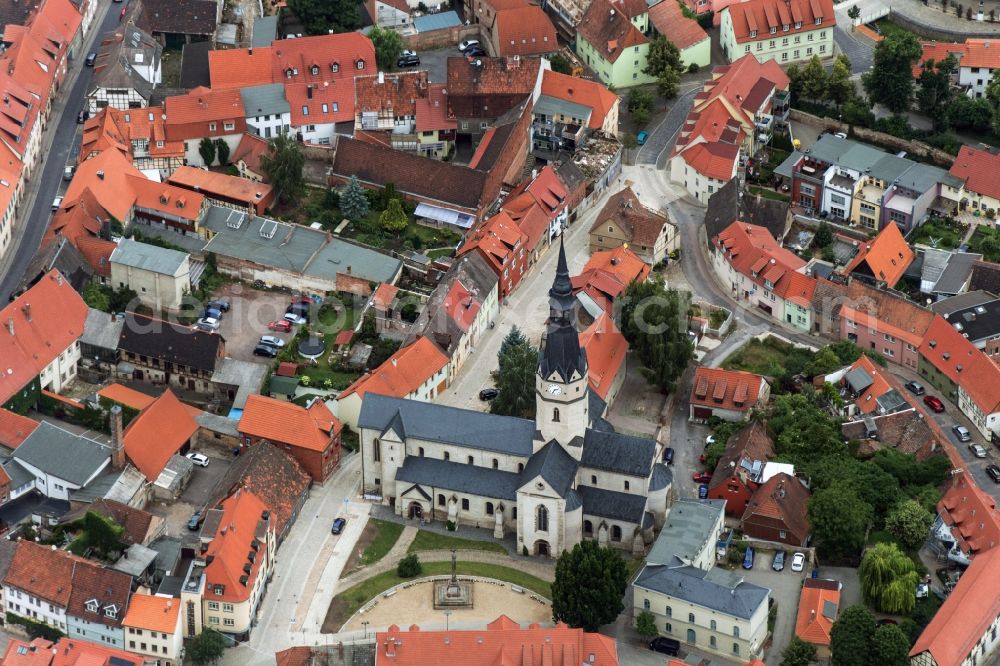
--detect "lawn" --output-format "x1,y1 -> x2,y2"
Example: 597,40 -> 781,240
360,520 -> 405,566
722,337 -> 800,377
908,216 -> 964,250
967,225 -> 1000,262
407,530 -> 509,555
747,186 -> 790,202
872,18 -> 917,40
277,303 -> 363,390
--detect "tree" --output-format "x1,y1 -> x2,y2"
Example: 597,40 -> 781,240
188,629 -> 227,665
213,138 -> 229,166
627,88 -> 654,113
769,392 -> 846,461
490,326 -> 537,419
986,74 -> 1000,136
550,53 -> 573,75
379,198 -> 408,233
620,133 -> 639,151
287,0 -> 359,35
339,175 -> 370,221
198,137 -> 216,166
885,499 -> 933,550
786,63 -> 803,103
917,55 -> 958,129
260,133 -> 305,205
827,56 -> 854,107
703,440 -> 726,473
617,280 -> 693,392
800,55 -> 828,102
635,610 -> 658,640
69,511 -> 124,560
82,282 -> 110,311
815,220 -> 833,248
632,107 -> 651,128
842,95 -> 875,126
551,541 -> 628,631
397,553 -> 422,577
859,542 -> 919,614
656,68 -> 681,100
847,5 -> 861,22
949,95 -> 993,132
808,481 -> 873,560
644,36 -> 683,99
781,637 -> 818,666
830,605 -> 876,666
863,32 -> 923,114
873,623 -> 910,666
369,26 -> 404,71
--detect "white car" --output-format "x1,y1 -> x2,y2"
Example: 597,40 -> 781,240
186,452 -> 210,467
458,39 -> 479,52
401,49 -> 416,57
196,316 -> 220,331
791,552 -> 806,572
51,196 -> 63,211
705,435 -> 716,447
283,312 -> 306,325
259,335 -> 285,348
969,443 -> 989,458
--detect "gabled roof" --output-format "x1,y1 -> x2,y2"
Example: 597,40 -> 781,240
635,564 -> 769,619
355,70 -> 430,119
919,315 -> 1000,413
232,132 -> 270,176
66,562 -> 132,628
590,186 -> 674,248
742,472 -> 810,541
577,0 -> 648,63
0,407 -> 38,449
648,0 -> 709,50
269,32 -> 376,84
842,223 -> 913,286
458,210 -> 528,273
164,87 -> 244,132
705,179 -> 789,243
725,0 -> 836,44
203,489 -> 270,603
338,336 -> 449,402
117,312 -> 224,373
445,56 -> 541,118
89,23 -> 161,99
539,70 -> 618,130
167,165 -> 273,207
62,148 -> 143,222
4,540 -> 86,606
710,420 -> 773,488
110,237 -> 188,276
138,0 -> 217,36
714,221 -> 813,305
493,6 -> 558,57
123,388 -> 198,481
239,394 -> 341,452
950,145 -> 1000,203
690,367 -> 765,412
208,46 -> 274,89
577,245 -> 650,289
62,499 -> 155,546
520,440 -> 578,497
122,593 -> 180,633
937,470 -> 1000,555
835,279 -> 935,347
795,578 -> 840,646
579,313 -> 628,400
0,271 -> 87,404
414,83 -> 455,133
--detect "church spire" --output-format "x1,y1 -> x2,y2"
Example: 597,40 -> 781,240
548,238 -> 576,321
539,237 -> 587,382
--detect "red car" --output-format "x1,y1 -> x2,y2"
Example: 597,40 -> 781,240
923,395 -> 945,413
291,296 -> 312,305
692,472 -> 712,484
268,320 -> 293,332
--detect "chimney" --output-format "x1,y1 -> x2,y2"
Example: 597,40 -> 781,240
21,303 -> 30,321
378,71 -> 384,84
6,317 -> 12,335
110,405 -> 125,470
97,170 -> 105,180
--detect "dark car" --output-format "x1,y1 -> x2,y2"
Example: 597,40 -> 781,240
772,550 -> 786,571
187,510 -> 204,531
76,110 -> 88,124
331,517 -> 346,535
207,299 -> 231,312
397,53 -> 420,67
743,546 -> 755,569
987,464 -> 1000,484
924,395 -> 946,413
663,447 -> 674,465
648,637 -> 680,656
286,303 -> 310,320
253,344 -> 278,358
698,484 -> 708,499
465,46 -> 487,57
85,52 -> 97,67
905,381 -> 925,396
203,307 -> 222,320
479,388 -> 499,401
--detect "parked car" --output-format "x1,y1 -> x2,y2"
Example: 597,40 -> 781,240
63,166 -> 74,180
969,442 -> 988,458
698,484 -> 708,499
203,307 -> 222,320
953,425 -> 972,442
186,452 -> 210,467
791,552 -> 806,572
692,471 -> 712,484
51,196 -> 63,211
458,39 -> 480,52
259,335 -> 286,348
772,550 -> 786,572
268,319 -> 293,332
904,381 -> 925,396
636,131 -> 648,145
196,316 -> 220,331
648,637 -> 680,656
331,517 -> 346,534
742,547 -> 755,569
924,395 -> 945,413
397,53 -> 420,67
705,435 -> 716,447
834,131 -> 848,139
401,49 -> 417,57
478,388 -> 499,401
77,110 -> 88,124
663,447 -> 674,465
290,296 -> 312,305
253,344 -> 278,358
85,52 -> 97,66
987,464 -> 1000,484
283,312 -> 307,325
207,299 -> 231,312
187,510 -> 204,531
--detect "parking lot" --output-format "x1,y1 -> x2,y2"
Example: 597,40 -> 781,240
207,284 -> 298,363
408,46 -> 454,85
148,447 -> 232,535
742,549 -> 810,662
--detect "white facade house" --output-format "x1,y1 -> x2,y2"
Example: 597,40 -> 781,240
87,24 -> 162,114
367,0 -> 411,30
123,594 -> 185,666
10,422 -> 111,502
110,238 -> 192,312
240,83 -> 292,140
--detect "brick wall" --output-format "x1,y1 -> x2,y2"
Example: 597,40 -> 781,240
403,25 -> 482,51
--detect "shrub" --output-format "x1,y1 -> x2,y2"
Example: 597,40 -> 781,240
6,612 -> 65,641
397,553 -> 422,578
446,520 -> 457,532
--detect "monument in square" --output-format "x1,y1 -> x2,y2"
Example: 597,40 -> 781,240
433,549 -> 473,609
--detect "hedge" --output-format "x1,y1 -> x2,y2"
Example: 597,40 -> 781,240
6,612 -> 66,641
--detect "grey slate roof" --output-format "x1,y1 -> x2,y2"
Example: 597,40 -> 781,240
634,564 -> 769,620
797,134 -> 961,190
565,488 -> 582,511
110,238 -> 188,276
396,456 -> 521,500
934,252 -> 982,295
844,366 -> 873,393
931,290 -> 997,315
941,296 -> 1000,344
359,394 -> 535,456
90,24 -> 162,99
648,463 -> 671,492
251,15 -> 278,47
13,422 -> 109,486
1,457 -> 33,490
705,179 -> 789,241
581,429 -> 656,477
81,308 -> 125,351
647,499 -> 724,566
520,441 -> 578,498
240,83 -> 290,119
875,388 -> 907,414
579,485 -> 647,523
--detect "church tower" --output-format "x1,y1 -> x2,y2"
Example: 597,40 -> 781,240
536,239 -> 589,453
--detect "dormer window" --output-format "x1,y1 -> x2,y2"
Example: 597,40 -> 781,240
749,30 -> 757,38
331,62 -> 340,73
285,68 -> 294,79
815,16 -> 822,24
356,59 -> 365,70
310,65 -> 319,75
782,24 -> 788,31
794,21 -> 801,28
104,605 -> 118,619
769,26 -> 776,34
765,280 -> 774,289
86,599 -> 99,613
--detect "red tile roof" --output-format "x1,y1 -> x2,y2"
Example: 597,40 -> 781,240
128,175 -> 207,222
539,70 -> 619,130
338,336 -> 448,401
203,489 -> 270,604
937,471 -> 1000,555
494,6 -> 558,57
690,366 -> 766,413
372,283 -> 399,311
0,271 -> 88,405
742,472 -> 811,542
919,315 -> 1000,413
842,223 -> 913,286
579,312 -> 628,400
445,57 -> 541,119
836,280 -> 935,348
443,280 -> 480,332
62,148 -> 144,222
581,244 -> 651,287
913,41 -> 969,77
164,87 -> 245,140
0,407 -> 38,449
714,221 -> 815,305
232,133 -> 270,177
458,210 -> 527,275
501,191 -> 550,254
915,39 -> 1000,77
124,388 -> 199,481
4,540 -> 86,606
355,70 -> 430,119
576,0 -> 648,63
648,0 -> 709,50
122,593 -> 180,634
285,80 -> 355,127
239,394 -> 341,452
795,578 -> 840,646
208,46 -> 274,89
0,639 -> 55,666
270,32 -> 376,84
3,638 -> 147,666
590,186 -> 674,248
414,83 -> 456,133
726,0 -> 836,44
709,419 -> 774,489
167,165 -> 273,210
81,106 -> 184,165
63,499 -> 156,547
847,355 -> 894,415
910,515 -> 1000,665
374,615 -> 619,665
950,145 -> 1000,203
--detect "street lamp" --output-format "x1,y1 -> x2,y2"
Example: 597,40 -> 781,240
444,610 -> 452,631
362,620 -> 370,639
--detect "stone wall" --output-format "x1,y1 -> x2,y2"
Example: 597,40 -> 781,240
889,7 -> 999,41
403,25 -> 481,51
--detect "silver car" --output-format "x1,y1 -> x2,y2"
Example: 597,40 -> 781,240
259,335 -> 285,348
969,442 -> 988,458
196,316 -> 220,331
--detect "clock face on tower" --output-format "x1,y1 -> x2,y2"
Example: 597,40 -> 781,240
547,384 -> 562,396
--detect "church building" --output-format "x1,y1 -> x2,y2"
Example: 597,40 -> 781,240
359,242 -> 671,556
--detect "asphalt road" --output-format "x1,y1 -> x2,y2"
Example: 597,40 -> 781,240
0,0 -> 118,303
833,25 -> 875,74
635,88 -> 697,167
